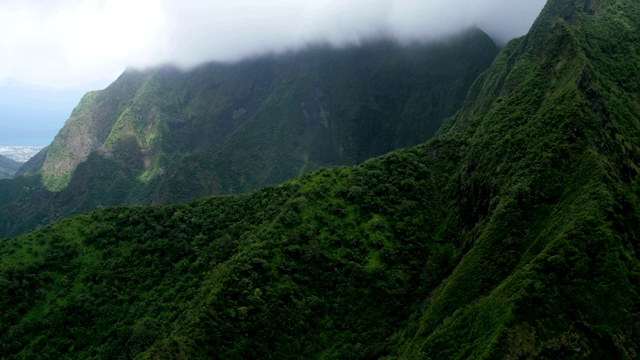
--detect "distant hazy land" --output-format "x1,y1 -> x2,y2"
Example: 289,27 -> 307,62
0,146 -> 44,162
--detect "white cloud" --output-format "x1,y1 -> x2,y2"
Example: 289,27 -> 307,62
0,0 -> 546,89
0,0 -> 165,88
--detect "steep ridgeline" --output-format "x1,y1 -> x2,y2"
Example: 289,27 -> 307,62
0,155 -> 21,179
1,0 -> 640,358
0,29 -> 498,238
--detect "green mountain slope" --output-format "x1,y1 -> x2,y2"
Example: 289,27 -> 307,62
399,0 -> 640,356
0,154 -> 21,179
1,0 -> 640,358
0,30 -> 498,239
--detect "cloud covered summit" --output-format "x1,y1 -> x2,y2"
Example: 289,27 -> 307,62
0,0 -> 545,88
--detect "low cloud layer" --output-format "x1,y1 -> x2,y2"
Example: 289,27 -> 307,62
0,0 -> 546,89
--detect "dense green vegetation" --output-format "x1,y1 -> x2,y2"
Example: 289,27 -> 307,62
1,0 -> 640,358
0,146 -> 456,359
0,30 -> 497,239
0,155 -> 21,179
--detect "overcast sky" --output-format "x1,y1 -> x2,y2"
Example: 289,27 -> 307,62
0,0 -> 546,146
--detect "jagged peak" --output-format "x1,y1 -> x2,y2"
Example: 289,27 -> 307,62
522,0 -> 602,51
541,0 -> 598,21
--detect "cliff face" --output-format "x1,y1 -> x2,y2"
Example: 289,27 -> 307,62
0,29 -> 498,238
40,30 -> 498,195
40,71 -> 151,190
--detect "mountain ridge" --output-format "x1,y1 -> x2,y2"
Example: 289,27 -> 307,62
0,29 -> 498,238
399,0 -> 640,356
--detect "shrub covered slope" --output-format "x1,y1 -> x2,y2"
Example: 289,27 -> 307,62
1,0 -> 640,358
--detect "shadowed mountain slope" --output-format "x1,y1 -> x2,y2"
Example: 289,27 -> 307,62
0,155 -> 21,179
1,0 -> 639,358
0,30 -> 498,238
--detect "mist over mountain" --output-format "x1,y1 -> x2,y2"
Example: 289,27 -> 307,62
1,0 -> 639,358
144,0 -> 545,68
0,0 -> 545,89
0,0 -> 545,148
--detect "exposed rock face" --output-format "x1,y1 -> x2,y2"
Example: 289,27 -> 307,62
40,72 -> 152,190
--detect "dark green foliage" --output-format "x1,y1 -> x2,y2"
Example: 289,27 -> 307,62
0,146 -> 456,359
2,0 -> 640,358
0,30 -> 498,239
398,0 -> 640,357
